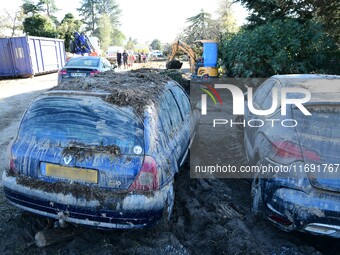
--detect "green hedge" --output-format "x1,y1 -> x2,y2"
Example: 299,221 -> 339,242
220,19 -> 339,78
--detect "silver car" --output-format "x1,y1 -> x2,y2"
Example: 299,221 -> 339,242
243,74 -> 340,237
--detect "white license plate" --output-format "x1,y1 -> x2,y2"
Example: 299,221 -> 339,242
70,72 -> 86,77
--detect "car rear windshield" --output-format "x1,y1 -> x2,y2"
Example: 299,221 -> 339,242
66,58 -> 99,67
293,104 -> 340,139
18,95 -> 144,154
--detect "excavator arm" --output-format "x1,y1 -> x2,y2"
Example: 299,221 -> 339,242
167,41 -> 197,73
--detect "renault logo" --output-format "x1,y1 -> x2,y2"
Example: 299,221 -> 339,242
63,155 -> 72,165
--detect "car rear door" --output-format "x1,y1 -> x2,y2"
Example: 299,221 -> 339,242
170,85 -> 198,164
158,90 -> 186,171
244,79 -> 279,158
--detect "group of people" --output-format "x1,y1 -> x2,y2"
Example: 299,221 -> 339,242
116,50 -> 148,69
116,50 -> 131,69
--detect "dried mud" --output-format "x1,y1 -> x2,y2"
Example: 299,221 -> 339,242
55,69 -> 172,114
0,69 -> 339,255
62,142 -> 121,162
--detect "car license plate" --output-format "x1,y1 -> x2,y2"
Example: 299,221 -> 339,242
70,72 -> 86,77
41,163 -> 98,183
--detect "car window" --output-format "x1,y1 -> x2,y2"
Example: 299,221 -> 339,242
261,80 -> 280,110
159,95 -> 172,135
66,58 -> 99,67
170,85 -> 190,119
102,58 -> 111,68
253,79 -> 277,108
18,96 -> 144,154
159,90 -> 183,134
164,90 -> 183,128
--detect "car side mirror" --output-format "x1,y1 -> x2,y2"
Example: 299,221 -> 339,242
193,101 -> 201,111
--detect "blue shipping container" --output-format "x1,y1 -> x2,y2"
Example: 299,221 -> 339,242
0,36 -> 65,77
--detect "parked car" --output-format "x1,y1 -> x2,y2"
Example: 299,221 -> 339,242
58,56 -> 115,84
243,74 -> 340,237
3,74 -> 199,229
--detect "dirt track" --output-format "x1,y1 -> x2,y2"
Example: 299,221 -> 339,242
0,66 -> 339,254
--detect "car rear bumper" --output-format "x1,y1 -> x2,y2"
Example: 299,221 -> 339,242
265,186 -> 340,237
2,173 -> 169,229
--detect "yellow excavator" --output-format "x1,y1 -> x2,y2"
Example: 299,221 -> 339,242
166,40 -> 218,77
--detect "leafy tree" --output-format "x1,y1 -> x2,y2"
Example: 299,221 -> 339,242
38,0 -> 58,17
236,0 -> 339,38
111,29 -> 125,46
0,8 -> 24,37
183,9 -> 217,43
78,0 -> 121,35
150,39 -> 162,50
221,19 -> 339,78
78,0 -> 98,34
58,13 -> 82,51
95,13 -> 112,50
38,0 -> 59,25
22,0 -> 44,16
181,9 -> 223,44
96,0 -> 121,24
23,13 -> 57,37
217,0 -> 239,34
125,37 -> 137,50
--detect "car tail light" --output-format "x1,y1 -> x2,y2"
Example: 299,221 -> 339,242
129,156 -> 160,191
90,70 -> 100,76
58,69 -> 67,75
269,214 -> 293,226
271,141 -> 320,162
6,140 -> 17,175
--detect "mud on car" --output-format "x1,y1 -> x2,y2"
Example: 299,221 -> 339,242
243,74 -> 340,237
3,70 -> 199,229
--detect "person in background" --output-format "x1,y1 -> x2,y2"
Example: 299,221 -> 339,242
128,53 -> 136,68
142,52 -> 147,63
122,50 -> 129,69
117,51 -> 122,69
138,52 -> 142,63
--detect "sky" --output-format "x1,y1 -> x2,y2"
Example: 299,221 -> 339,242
5,0 -> 248,44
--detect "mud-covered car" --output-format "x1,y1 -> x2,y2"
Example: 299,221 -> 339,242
58,56 -> 114,84
244,74 -> 340,237
3,71 -> 199,229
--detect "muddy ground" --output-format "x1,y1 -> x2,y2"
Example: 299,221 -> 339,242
0,65 -> 339,254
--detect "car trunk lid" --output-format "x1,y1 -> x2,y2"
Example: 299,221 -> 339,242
12,94 -> 144,190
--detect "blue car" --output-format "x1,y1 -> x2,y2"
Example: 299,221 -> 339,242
3,72 -> 199,229
244,74 -> 340,237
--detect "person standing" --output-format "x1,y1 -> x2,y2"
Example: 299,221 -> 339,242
117,51 -> 122,69
138,52 -> 142,63
129,54 -> 136,68
122,50 -> 129,69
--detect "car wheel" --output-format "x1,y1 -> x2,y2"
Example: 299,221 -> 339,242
251,162 -> 263,215
160,181 -> 175,230
235,115 -> 244,142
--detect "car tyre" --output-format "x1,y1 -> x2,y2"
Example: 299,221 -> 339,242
159,181 -> 175,230
251,161 -> 263,215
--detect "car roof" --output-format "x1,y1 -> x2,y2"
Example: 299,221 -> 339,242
272,74 -> 340,80
68,56 -> 101,61
271,74 -> 340,103
51,69 -> 178,115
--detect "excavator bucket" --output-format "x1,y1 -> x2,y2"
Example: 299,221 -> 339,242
166,60 -> 183,69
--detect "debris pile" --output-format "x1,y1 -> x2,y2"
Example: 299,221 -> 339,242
54,69 -> 173,114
